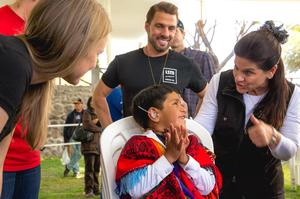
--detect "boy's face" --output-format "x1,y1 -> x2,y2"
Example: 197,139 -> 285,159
158,92 -> 187,130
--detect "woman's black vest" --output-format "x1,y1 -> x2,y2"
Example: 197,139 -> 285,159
213,70 -> 294,199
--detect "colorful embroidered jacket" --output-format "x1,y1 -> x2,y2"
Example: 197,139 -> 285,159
115,132 -> 222,199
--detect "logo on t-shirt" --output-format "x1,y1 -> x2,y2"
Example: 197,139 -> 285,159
75,114 -> 81,123
162,68 -> 177,84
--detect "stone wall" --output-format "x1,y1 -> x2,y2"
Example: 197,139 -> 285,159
42,85 -> 92,157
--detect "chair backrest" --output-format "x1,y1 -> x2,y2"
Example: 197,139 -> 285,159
185,118 -> 214,152
100,116 -> 213,199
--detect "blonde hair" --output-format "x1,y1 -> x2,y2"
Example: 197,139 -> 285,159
19,0 -> 111,148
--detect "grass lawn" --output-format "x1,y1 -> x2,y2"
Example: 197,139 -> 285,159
283,161 -> 300,199
40,158 -> 300,199
40,157 -> 98,199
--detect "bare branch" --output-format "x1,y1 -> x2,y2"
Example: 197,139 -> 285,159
196,19 -> 219,67
193,19 -> 258,71
219,50 -> 234,69
209,21 -> 217,45
242,21 -> 257,37
196,20 -> 213,52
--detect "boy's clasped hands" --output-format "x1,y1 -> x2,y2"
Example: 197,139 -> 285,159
164,123 -> 190,165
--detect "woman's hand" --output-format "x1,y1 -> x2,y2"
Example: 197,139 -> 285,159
248,115 -> 280,148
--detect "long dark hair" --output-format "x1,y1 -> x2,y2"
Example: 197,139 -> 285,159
86,96 -> 94,112
234,21 -> 290,129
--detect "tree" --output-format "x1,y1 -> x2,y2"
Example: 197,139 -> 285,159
193,20 -> 258,71
284,25 -> 300,72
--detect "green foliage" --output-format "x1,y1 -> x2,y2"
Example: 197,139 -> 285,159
291,25 -> 300,32
284,24 -> 300,72
39,158 -> 300,199
283,161 -> 300,199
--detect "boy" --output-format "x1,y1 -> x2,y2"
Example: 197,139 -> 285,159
115,85 -> 222,198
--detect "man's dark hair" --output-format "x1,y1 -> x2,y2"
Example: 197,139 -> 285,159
146,1 -> 178,24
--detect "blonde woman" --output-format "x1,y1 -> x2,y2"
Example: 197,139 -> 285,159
0,1 -> 42,199
0,0 -> 111,195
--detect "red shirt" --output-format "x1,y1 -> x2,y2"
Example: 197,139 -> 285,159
0,5 -> 40,172
4,123 -> 40,171
0,5 -> 24,36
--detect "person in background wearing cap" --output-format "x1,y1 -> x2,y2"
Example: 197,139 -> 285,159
93,1 -> 207,128
171,19 -> 216,118
63,98 -> 84,178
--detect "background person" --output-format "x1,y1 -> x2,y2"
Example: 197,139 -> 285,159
81,97 -> 102,198
63,98 -> 84,178
171,19 -> 216,118
106,86 -> 123,122
115,84 -> 222,198
195,21 -> 300,199
0,0 -> 111,195
93,1 -> 207,128
0,0 -> 37,36
0,1 -> 41,199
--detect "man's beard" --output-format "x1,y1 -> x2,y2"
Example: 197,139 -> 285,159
148,36 -> 171,53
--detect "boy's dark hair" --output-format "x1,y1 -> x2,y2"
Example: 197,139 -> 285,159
146,1 -> 178,24
132,84 -> 179,129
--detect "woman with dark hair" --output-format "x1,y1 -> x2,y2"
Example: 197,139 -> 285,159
195,21 -> 300,199
82,97 -> 102,197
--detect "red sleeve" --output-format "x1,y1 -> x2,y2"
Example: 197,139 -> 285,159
115,136 -> 161,181
187,135 -> 223,198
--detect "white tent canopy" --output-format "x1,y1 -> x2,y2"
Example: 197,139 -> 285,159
2,0 -> 299,58
1,0 -> 299,81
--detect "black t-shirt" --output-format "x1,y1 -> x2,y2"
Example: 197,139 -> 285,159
102,48 -> 207,116
0,35 -> 32,141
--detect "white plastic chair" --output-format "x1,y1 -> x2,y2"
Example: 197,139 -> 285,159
185,118 -> 214,153
100,116 -> 213,199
